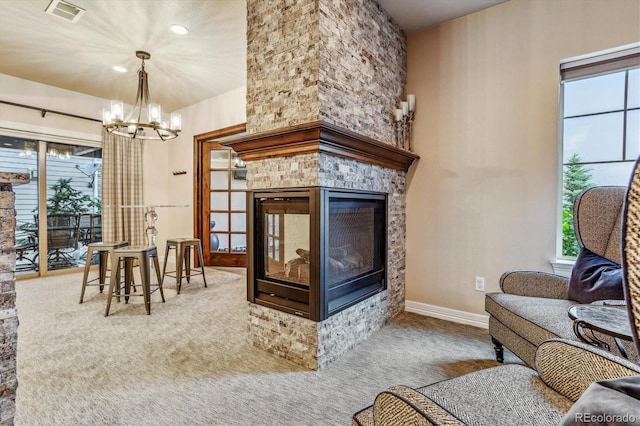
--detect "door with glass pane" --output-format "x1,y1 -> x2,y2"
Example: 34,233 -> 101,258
0,135 -> 102,276
203,142 -> 247,267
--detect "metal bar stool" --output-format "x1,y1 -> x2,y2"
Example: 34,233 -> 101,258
80,241 -> 128,303
161,238 -> 207,294
105,245 -> 164,316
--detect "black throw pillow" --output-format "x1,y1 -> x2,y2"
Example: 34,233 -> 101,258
568,248 -> 624,303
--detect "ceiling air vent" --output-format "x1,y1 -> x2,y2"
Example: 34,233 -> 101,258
45,0 -> 85,23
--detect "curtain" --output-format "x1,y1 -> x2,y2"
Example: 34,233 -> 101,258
102,129 -> 145,246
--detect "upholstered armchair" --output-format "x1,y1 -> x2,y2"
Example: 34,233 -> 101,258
352,163 -> 640,425
486,185 -> 629,367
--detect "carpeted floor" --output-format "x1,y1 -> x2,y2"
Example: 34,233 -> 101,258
15,267 -> 517,425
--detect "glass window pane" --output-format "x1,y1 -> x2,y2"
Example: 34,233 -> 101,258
45,142 -> 102,271
627,109 -> 639,160
210,150 -> 230,168
565,161 -> 634,187
212,233 -> 229,252
210,232 -> 221,252
231,213 -> 246,232
230,192 -> 246,211
209,212 -> 228,232
231,170 -> 247,189
563,112 -> 623,163
210,171 -> 229,190
0,137 -> 40,274
210,192 -> 228,211
231,234 -> 246,253
231,151 -> 246,168
628,68 -> 639,108
563,72 -> 625,116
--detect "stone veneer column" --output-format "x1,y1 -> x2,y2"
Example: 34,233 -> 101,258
0,172 -> 28,424
245,0 -> 408,369
246,154 -> 406,369
247,0 -> 406,141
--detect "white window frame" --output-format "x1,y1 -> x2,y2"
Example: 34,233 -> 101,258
552,43 -> 640,275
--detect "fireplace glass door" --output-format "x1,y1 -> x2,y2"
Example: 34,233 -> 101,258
325,195 -> 385,313
261,198 -> 310,286
249,187 -> 387,321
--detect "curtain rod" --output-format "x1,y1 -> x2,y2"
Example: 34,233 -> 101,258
0,100 -> 102,123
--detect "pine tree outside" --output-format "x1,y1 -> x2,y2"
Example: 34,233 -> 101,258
562,154 -> 593,257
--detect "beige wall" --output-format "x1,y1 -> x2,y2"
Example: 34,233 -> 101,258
405,0 -> 640,319
0,74 -> 103,142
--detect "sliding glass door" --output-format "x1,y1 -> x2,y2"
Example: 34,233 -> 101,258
0,135 -> 102,276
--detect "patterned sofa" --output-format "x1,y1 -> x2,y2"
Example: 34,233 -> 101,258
352,164 -> 640,425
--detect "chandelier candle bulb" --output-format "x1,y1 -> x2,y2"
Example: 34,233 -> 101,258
110,100 -> 123,121
148,104 -> 161,124
401,101 -> 409,115
102,109 -> 112,126
170,112 -> 181,131
394,109 -> 403,122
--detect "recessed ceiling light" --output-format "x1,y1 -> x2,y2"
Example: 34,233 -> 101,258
112,65 -> 127,73
170,24 -> 189,35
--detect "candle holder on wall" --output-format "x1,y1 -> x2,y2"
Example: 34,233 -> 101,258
393,94 -> 415,151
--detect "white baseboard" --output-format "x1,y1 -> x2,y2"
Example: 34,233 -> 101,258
405,300 -> 489,329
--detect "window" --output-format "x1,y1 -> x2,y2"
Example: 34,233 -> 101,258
0,136 -> 102,275
208,148 -> 247,256
559,46 -> 640,258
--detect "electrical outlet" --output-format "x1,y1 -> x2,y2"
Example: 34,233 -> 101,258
475,276 -> 485,292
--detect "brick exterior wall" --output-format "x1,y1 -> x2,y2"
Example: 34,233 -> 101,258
245,0 -> 407,369
0,172 -> 28,425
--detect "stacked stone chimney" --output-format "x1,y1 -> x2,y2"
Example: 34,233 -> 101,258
240,0 -> 417,369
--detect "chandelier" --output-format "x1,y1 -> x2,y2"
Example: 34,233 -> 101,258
102,51 -> 181,141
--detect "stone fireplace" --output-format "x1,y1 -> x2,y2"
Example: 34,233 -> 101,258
248,186 -> 387,321
224,122 -> 417,369
236,0 -> 417,369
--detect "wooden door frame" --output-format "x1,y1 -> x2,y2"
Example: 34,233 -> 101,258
193,123 -> 247,265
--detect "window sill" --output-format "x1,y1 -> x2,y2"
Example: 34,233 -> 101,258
550,259 -> 574,278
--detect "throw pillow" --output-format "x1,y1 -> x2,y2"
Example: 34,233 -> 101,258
568,248 -> 624,303
560,376 -> 640,425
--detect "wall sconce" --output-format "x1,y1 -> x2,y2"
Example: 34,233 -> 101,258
393,94 -> 415,151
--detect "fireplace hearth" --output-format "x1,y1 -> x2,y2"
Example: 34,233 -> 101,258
247,187 -> 387,321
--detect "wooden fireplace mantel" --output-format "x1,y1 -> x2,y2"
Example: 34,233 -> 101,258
220,120 -> 419,172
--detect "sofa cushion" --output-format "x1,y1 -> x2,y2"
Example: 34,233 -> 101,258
486,293 -> 578,347
568,248 -> 624,303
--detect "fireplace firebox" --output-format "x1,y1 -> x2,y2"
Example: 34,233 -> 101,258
247,187 -> 387,321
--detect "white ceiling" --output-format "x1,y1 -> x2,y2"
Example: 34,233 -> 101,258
0,0 -> 507,113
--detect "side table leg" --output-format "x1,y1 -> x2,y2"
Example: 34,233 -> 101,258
614,338 -> 629,359
573,320 -> 611,351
